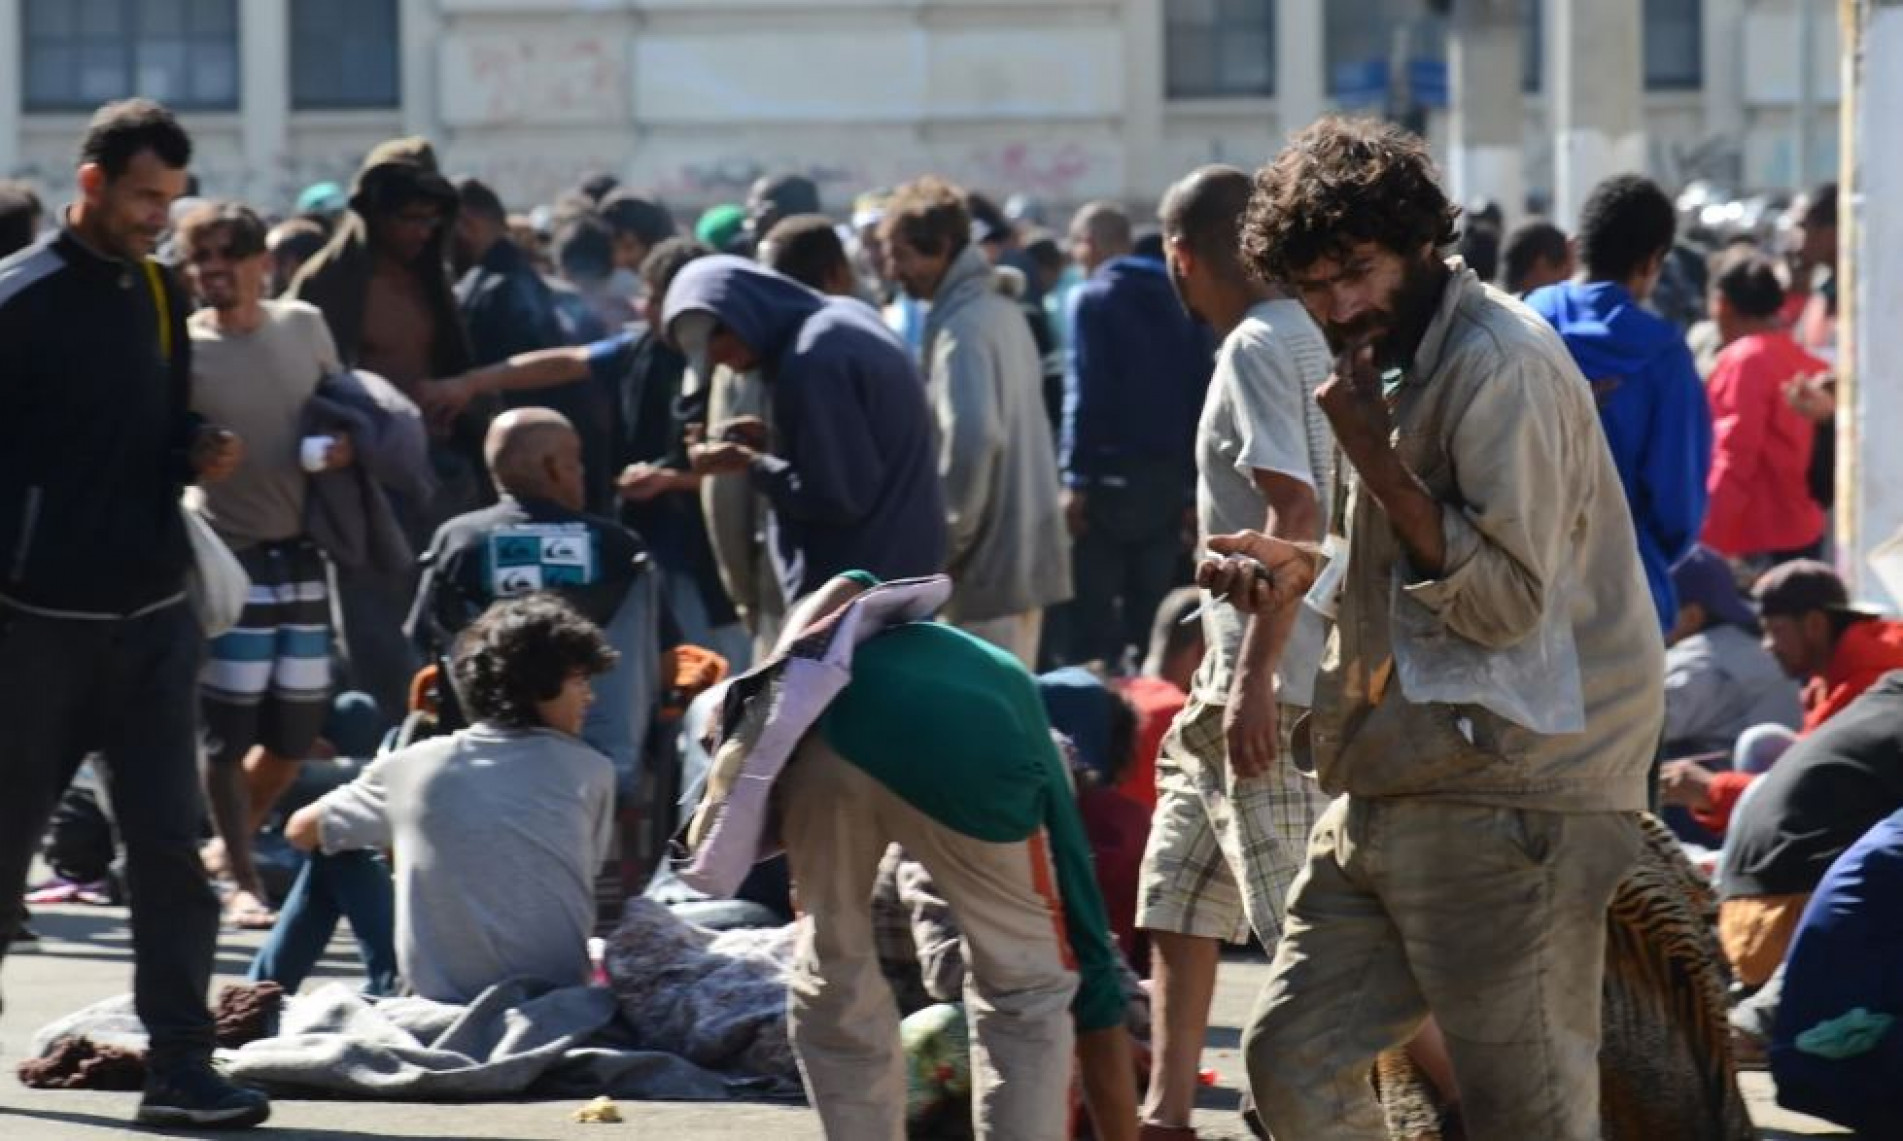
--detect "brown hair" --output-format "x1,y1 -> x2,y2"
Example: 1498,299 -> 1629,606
175,200 -> 268,260
1240,116 -> 1459,282
878,175 -> 970,260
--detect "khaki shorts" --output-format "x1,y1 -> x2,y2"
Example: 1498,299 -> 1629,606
1136,696 -> 1325,945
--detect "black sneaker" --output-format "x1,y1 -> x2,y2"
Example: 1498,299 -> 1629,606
136,1062 -> 270,1129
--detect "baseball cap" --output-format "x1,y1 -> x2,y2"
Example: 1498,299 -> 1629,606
1670,547 -> 1757,630
1754,560 -> 1887,620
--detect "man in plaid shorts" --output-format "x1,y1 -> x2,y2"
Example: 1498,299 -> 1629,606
179,201 -> 351,929
1135,167 -> 1335,1140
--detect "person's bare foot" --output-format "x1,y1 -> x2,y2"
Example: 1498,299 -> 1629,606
224,889 -> 277,931
199,838 -> 230,879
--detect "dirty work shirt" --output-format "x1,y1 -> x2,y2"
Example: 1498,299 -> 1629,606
815,584 -> 1124,1031
314,723 -> 616,1004
1312,262 -> 1664,812
1191,297 -> 1334,708
187,299 -> 341,547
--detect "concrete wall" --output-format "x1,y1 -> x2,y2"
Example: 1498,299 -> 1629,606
0,0 -> 1852,217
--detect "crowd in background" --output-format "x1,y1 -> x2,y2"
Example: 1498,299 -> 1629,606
1,94 -> 1899,1140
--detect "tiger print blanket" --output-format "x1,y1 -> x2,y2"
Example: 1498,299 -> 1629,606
1371,813 -> 1756,1141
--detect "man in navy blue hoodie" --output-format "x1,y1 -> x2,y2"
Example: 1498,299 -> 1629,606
662,256 -> 948,604
1062,202 -> 1213,667
1526,175 -> 1712,633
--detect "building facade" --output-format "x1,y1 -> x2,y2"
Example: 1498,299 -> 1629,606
0,0 -> 1843,218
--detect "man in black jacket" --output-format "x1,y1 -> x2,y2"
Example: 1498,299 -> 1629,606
450,177 -> 613,512
0,99 -> 267,1129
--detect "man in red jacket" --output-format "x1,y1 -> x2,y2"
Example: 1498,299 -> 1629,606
1664,561 -> 1903,835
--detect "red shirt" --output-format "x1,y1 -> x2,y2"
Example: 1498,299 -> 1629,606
1111,676 -> 1185,811
1692,620 -> 1903,836
1077,786 -> 1152,966
1702,331 -> 1828,558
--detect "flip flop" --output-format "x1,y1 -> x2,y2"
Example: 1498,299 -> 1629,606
224,895 -> 278,931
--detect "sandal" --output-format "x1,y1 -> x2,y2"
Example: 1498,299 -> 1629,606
224,891 -> 278,931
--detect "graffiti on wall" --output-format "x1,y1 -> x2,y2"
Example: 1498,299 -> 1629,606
447,36 -> 627,127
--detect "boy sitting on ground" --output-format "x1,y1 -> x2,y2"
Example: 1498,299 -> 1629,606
284,593 -> 618,1003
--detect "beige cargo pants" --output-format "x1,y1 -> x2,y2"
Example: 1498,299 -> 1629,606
779,737 -> 1078,1140
1245,796 -> 1642,1141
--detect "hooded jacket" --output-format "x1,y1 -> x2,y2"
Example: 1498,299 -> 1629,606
661,257 -> 947,602
1526,281 -> 1713,631
921,245 -> 1072,623
290,137 -> 471,386
1062,254 -> 1212,486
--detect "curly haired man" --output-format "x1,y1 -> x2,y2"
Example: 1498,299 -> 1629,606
1196,116 -> 1664,1141
285,593 -> 619,1003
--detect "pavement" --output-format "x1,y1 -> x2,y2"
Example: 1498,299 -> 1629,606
0,900 -> 1857,1140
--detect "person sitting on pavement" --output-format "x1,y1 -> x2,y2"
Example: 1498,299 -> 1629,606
408,407 -> 677,792
1766,807 -> 1903,1137
284,593 -> 619,1004
1661,546 -> 1802,760
1712,673 -> 1903,990
1662,560 -> 1903,837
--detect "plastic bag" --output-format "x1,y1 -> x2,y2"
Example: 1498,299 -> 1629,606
1388,563 -> 1585,735
181,501 -> 249,638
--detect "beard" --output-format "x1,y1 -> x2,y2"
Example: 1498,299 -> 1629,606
1320,253 -> 1446,365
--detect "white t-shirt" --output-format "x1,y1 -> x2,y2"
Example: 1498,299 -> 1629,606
1191,298 -> 1334,708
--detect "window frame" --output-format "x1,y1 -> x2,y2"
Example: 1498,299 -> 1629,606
1164,0 -> 1278,102
290,0 -> 402,112
22,0 -> 240,114
1643,0 -> 1704,92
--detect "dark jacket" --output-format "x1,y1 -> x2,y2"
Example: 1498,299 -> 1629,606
1526,280 -> 1713,631
0,227 -> 199,616
289,137 -> 471,380
1062,255 -> 1212,487
458,238 -> 613,511
589,329 -> 736,627
301,370 -> 436,579
1721,672 -> 1903,900
661,256 -> 948,602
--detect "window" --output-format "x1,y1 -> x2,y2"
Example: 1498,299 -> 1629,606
1644,0 -> 1703,90
24,0 -> 238,112
1325,0 -> 1448,104
1167,0 -> 1276,100
292,0 -> 400,110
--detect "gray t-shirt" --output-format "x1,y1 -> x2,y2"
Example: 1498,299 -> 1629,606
1191,298 -> 1334,708
317,724 -> 617,1004
188,300 -> 339,546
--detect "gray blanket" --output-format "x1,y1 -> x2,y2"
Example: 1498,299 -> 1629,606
34,977 -> 800,1103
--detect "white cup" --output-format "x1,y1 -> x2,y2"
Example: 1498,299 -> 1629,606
300,435 -> 335,473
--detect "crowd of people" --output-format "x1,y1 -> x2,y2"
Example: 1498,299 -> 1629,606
0,93 -> 1899,1140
